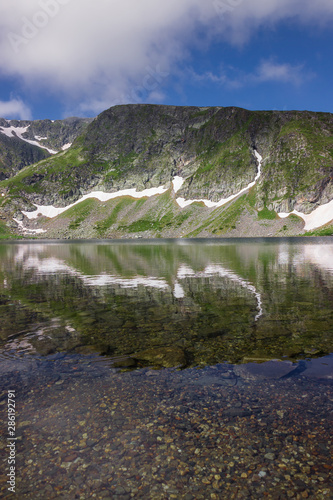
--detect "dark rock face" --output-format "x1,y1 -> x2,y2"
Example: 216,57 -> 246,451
0,133 -> 50,179
21,116 -> 94,151
0,116 -> 93,179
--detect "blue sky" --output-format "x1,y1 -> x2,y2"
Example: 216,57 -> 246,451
0,0 -> 332,120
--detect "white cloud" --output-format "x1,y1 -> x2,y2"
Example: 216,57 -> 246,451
0,98 -> 32,119
191,70 -> 227,85
253,60 -> 306,85
0,0 -> 332,115
189,59 -> 312,89
209,0 -> 333,45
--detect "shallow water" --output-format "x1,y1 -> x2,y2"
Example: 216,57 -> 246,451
0,238 -> 332,498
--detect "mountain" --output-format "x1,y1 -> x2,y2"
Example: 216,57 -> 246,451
0,104 -> 333,239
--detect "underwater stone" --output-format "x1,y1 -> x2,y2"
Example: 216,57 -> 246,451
133,346 -> 187,368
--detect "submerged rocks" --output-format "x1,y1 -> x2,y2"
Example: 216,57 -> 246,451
302,356 -> 333,380
234,360 -> 297,380
133,346 -> 187,368
111,357 -> 137,369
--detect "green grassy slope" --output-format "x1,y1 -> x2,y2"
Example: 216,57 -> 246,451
0,105 -> 332,238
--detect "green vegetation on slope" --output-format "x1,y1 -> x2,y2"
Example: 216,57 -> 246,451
186,194 -> 251,237
0,220 -> 17,240
304,223 -> 333,236
257,207 -> 277,220
94,197 -> 136,235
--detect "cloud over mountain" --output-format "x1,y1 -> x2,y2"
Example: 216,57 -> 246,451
0,0 -> 332,115
0,98 -> 32,120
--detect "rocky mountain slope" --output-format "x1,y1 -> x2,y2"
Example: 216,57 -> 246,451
0,116 -> 93,179
0,104 -> 333,239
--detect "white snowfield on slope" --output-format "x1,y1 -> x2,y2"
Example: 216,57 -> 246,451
22,186 -> 169,220
278,200 -> 333,231
18,149 -> 333,231
0,124 -> 57,154
176,150 -> 262,208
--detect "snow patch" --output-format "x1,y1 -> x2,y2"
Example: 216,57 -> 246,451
176,150 -> 263,208
172,176 -> 185,193
22,186 -> 169,220
253,150 -> 262,181
0,125 -> 29,138
0,124 -> 58,154
278,198 -> 333,231
13,218 -> 46,235
62,143 -> 72,151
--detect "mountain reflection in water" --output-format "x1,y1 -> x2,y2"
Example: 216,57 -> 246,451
0,238 -> 332,367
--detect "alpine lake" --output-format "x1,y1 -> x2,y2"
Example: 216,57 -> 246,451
0,238 -> 332,499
